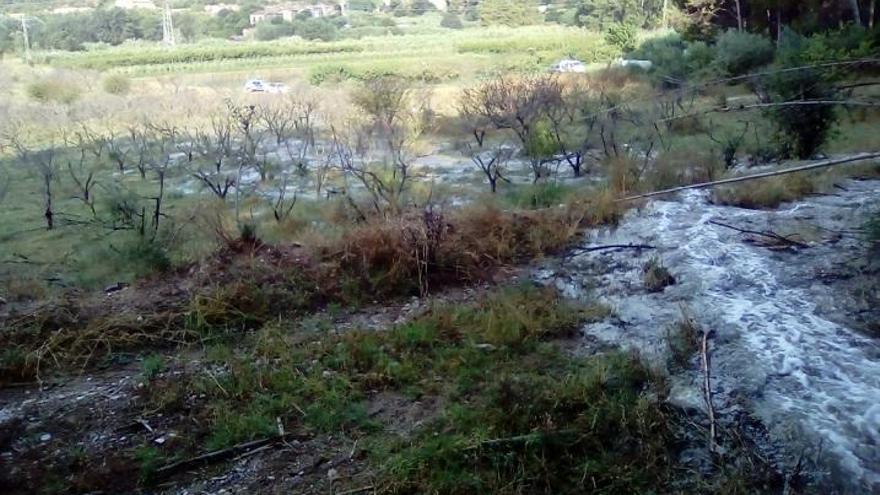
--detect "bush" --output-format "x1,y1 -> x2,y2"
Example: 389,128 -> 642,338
440,12 -> 464,29
254,21 -> 295,41
630,34 -> 716,84
27,78 -> 80,104
605,22 -> 638,53
765,29 -> 840,159
294,18 -> 338,41
643,257 -> 676,292
102,73 -> 131,95
713,30 -> 775,77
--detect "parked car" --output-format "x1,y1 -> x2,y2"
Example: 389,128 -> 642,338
244,79 -> 267,92
550,59 -> 587,73
244,79 -> 288,94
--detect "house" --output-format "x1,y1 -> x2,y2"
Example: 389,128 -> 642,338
249,2 -> 342,25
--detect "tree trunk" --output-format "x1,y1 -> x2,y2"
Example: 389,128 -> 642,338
734,0 -> 744,31
43,176 -> 53,230
489,176 -> 497,193
870,0 -> 877,28
849,0 -> 863,26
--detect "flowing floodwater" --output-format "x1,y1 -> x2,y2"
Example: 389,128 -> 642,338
538,180 -> 880,492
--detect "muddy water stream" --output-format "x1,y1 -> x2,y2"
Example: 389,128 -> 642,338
538,180 -> 880,492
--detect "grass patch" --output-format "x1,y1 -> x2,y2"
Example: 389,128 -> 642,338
713,172 -> 817,209
643,257 -> 676,293
502,182 -> 573,209
666,312 -> 701,369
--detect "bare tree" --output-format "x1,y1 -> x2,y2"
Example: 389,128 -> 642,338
3,135 -> 59,230
229,102 -> 271,182
106,130 -> 131,174
148,134 -> 174,232
64,131 -> 99,216
460,74 -> 565,182
460,128 -> 512,193
337,77 -> 426,217
191,114 -> 236,200
128,125 -> 153,180
260,95 -> 320,174
270,172 -> 298,223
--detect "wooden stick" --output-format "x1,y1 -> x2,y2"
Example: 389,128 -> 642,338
618,152 -> 880,202
569,244 -> 656,255
155,433 -> 310,476
701,331 -> 716,455
708,220 -> 809,249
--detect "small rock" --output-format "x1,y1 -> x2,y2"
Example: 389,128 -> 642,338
154,437 -> 166,445
0,296 -> 7,306
474,343 -> 496,351
327,468 -> 339,481
40,433 -> 52,442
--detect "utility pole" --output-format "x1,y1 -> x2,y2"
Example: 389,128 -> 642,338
162,0 -> 175,46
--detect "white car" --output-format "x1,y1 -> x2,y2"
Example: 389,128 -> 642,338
550,59 -> 587,73
244,79 -> 267,92
244,79 -> 288,94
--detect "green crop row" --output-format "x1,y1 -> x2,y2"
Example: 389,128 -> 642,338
42,40 -> 368,71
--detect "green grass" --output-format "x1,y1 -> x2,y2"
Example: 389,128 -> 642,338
128,283 -> 778,494
141,354 -> 165,381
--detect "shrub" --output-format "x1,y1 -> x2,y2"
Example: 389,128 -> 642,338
503,183 -> 571,209
102,73 -> 131,95
643,257 -> 676,292
764,29 -> 840,159
254,21 -> 295,41
440,12 -> 464,29
480,0 -> 541,27
605,22 -> 638,53
294,18 -> 338,41
27,79 -> 80,104
713,30 -> 775,77
630,34 -> 716,84
666,313 -> 700,368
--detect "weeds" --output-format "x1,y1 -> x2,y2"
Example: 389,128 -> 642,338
713,173 -> 817,209
643,257 -> 676,292
666,310 -> 701,369
141,354 -> 165,381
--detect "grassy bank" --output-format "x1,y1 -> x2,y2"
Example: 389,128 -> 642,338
0,284 -> 782,494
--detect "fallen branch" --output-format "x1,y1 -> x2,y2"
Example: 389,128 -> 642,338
618,153 -> 880,202
155,433 -> 310,476
569,244 -> 656,256
708,220 -> 809,249
337,486 -> 375,495
701,330 -> 716,455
